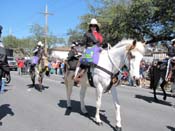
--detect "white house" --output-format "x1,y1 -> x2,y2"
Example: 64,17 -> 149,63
49,47 -> 70,60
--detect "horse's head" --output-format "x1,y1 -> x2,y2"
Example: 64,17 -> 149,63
125,40 -> 145,80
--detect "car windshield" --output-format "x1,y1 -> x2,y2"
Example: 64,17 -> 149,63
7,57 -> 15,61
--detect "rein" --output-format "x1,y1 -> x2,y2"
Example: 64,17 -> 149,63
107,44 -> 123,74
93,44 -> 132,78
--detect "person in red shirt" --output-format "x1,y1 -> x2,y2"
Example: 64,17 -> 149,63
17,58 -> 24,75
83,18 -> 103,48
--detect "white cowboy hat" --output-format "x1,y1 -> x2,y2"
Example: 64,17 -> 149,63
37,41 -> 44,47
88,18 -> 100,27
171,39 -> 175,42
33,47 -> 39,53
71,44 -> 76,47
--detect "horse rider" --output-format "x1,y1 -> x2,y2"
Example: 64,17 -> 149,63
164,39 -> 175,58
74,18 -> 104,82
30,41 -> 44,71
164,39 -> 175,96
0,26 -> 9,91
67,43 -> 78,61
30,41 -> 49,77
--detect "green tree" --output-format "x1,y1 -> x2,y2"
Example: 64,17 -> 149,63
67,29 -> 83,45
3,35 -> 18,48
29,24 -> 45,42
78,0 -> 175,44
30,24 -> 66,48
113,0 -> 175,43
47,35 -> 66,48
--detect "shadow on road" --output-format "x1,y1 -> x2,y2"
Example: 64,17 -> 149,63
0,84 -> 13,94
58,100 -> 117,131
135,94 -> 172,106
167,125 -> 175,131
0,104 -> 14,126
149,91 -> 173,98
27,84 -> 49,92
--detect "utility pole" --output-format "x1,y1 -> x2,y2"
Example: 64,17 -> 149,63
40,4 -> 53,55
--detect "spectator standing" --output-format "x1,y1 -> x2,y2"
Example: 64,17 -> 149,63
60,61 -> 65,76
17,59 -> 24,75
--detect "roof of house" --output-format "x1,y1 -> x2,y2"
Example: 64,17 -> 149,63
49,47 -> 70,52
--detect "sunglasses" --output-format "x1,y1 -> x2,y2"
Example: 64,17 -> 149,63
90,24 -> 97,27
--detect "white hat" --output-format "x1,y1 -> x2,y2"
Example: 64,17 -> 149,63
89,18 -> 100,27
37,41 -> 44,47
171,39 -> 175,42
33,47 -> 39,53
71,44 -> 76,47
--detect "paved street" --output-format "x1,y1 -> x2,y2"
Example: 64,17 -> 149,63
0,71 -> 175,131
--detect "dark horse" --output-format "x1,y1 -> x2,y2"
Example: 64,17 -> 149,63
149,58 -> 175,101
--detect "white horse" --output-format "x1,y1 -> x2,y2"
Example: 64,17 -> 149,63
64,39 -> 145,131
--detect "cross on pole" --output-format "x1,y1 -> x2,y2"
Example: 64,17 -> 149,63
40,4 -> 53,55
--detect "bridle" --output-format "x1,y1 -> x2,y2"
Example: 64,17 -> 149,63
107,43 -> 134,74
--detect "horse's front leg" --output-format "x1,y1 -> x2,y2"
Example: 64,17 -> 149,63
160,80 -> 167,100
38,73 -> 43,92
153,74 -> 160,101
95,84 -> 103,125
80,78 -> 88,114
111,86 -> 122,131
31,72 -> 35,86
65,74 -> 74,109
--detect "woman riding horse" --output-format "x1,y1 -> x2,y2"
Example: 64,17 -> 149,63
64,38 -> 145,131
74,18 -> 104,82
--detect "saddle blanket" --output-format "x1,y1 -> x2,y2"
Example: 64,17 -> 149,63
32,56 -> 39,65
80,45 -> 101,65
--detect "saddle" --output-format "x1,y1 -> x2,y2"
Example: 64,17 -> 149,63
75,45 -> 120,92
75,63 -> 120,93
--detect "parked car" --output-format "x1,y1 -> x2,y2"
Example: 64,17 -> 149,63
7,56 -> 17,71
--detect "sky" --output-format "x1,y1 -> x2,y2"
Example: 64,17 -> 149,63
0,0 -> 91,39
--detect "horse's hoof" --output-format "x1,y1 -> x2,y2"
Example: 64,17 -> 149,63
115,126 -> 122,131
96,121 -> 103,126
83,112 -> 89,116
38,88 -> 42,92
163,96 -> 167,101
154,97 -> 159,102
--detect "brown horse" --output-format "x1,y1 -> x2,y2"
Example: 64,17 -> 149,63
30,47 -> 48,92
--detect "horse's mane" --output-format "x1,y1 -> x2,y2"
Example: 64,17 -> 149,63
134,41 -> 145,55
112,39 -> 145,55
113,39 -> 134,48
